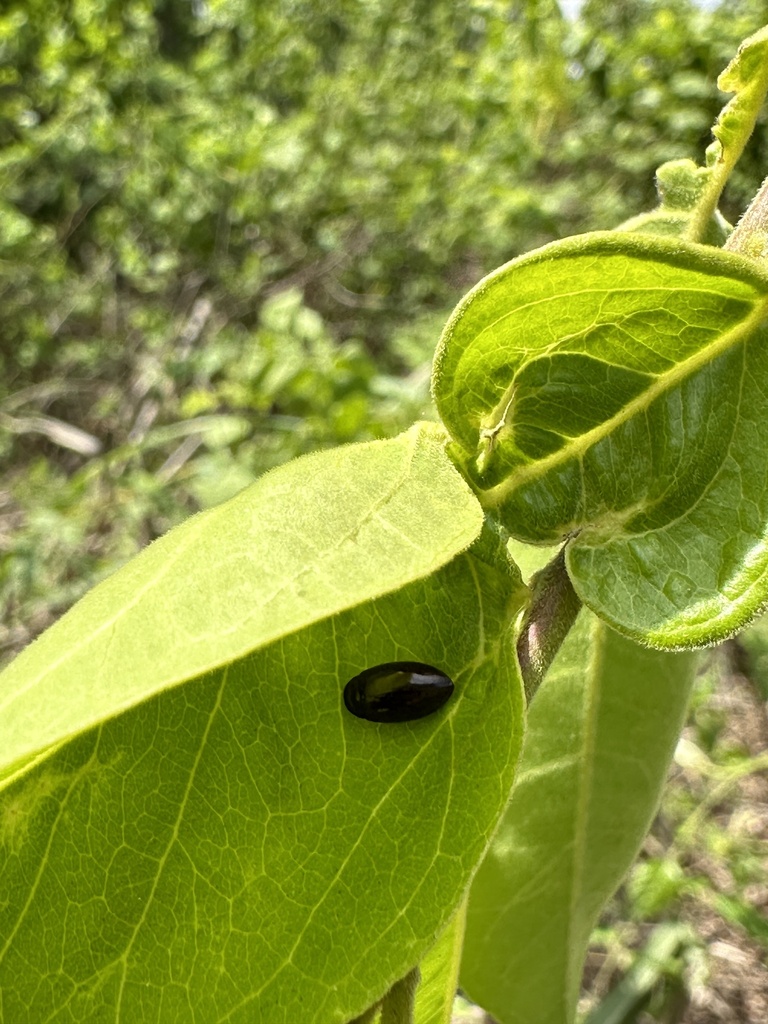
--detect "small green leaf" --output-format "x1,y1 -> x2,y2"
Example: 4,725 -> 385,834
433,232 -> 768,647
684,25 -> 768,246
460,610 -> 696,1024
617,160 -> 731,246
716,29 -> 768,262
0,423 -> 483,778
712,26 -> 768,181
0,530 -> 525,1022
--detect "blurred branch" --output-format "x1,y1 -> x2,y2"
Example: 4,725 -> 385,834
156,434 -> 204,483
1,412 -> 102,456
1,379 -> 103,413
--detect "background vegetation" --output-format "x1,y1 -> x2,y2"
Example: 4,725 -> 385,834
1,0 -> 767,1019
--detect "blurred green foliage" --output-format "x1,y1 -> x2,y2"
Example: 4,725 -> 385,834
2,0 -> 768,657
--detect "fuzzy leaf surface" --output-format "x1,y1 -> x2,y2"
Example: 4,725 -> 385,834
460,610 -> 700,1019
433,232 -> 768,646
0,528 -> 524,1023
0,423 -> 483,778
413,903 -> 467,1024
713,26 -> 768,173
459,610 -> 695,1024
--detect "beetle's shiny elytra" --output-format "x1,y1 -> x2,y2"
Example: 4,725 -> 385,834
343,661 -> 455,723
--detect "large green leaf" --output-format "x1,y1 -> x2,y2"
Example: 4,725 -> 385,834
0,423 -> 483,780
0,523 -> 525,1022
460,610 -> 696,1024
432,232 -> 768,647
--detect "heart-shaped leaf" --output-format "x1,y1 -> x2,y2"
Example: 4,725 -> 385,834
433,232 -> 768,647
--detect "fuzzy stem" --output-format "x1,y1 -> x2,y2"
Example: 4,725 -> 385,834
723,173 -> 768,259
516,546 -> 582,703
379,967 -> 421,1024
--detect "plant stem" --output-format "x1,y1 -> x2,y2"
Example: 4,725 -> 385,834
724,173 -> 768,259
379,966 -> 421,1024
516,546 -> 582,703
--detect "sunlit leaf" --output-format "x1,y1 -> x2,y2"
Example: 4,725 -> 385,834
0,514 -> 524,1023
433,232 -> 768,647
0,424 -> 483,779
460,610 -> 696,1024
713,26 -> 768,175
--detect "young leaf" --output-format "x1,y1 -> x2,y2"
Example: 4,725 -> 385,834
459,611 -> 696,1024
712,26 -> 768,163
432,232 -> 768,647
617,159 -> 731,246
616,27 -> 768,252
686,25 -> 768,246
0,528 -> 525,1023
0,423 -> 483,779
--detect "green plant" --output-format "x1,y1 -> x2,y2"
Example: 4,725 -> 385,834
5,0 -> 768,666
3,23 -> 768,1024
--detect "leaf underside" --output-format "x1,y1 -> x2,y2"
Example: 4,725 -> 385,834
433,232 -> 768,647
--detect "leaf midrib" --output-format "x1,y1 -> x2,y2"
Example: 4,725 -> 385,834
480,298 -> 768,508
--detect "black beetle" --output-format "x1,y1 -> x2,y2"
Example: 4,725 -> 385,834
343,661 -> 455,723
